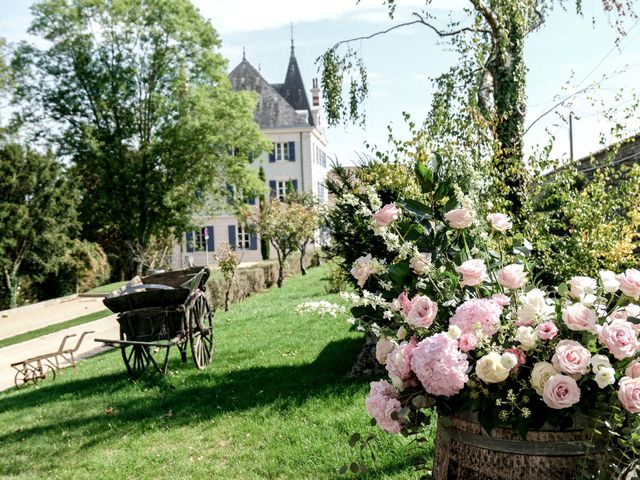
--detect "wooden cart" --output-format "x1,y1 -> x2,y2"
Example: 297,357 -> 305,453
10,330 -> 95,389
95,267 -> 214,377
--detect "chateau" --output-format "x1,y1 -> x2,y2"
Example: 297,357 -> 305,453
172,42 -> 330,267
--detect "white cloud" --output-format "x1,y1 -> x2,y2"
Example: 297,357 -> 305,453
192,0 -> 464,34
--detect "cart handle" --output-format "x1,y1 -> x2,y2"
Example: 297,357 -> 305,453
57,334 -> 77,353
64,330 -> 96,353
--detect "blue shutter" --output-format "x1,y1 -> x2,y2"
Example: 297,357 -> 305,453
269,143 -> 276,163
288,141 -> 295,161
186,231 -> 194,253
207,226 -> 214,252
247,197 -> 256,205
250,234 -> 258,250
195,190 -> 202,200
269,180 -> 277,198
292,179 -> 298,192
228,225 -> 237,250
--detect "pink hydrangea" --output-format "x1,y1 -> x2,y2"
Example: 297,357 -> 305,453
491,293 -> 511,306
449,298 -> 503,339
543,374 -> 581,409
598,319 -> 640,360
365,380 -> 404,433
411,333 -> 469,397
385,338 -> 418,387
394,292 -> 412,317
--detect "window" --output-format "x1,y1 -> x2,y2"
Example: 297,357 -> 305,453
270,142 -> 296,162
237,225 -> 251,250
194,228 -> 207,251
276,180 -> 287,200
186,226 -> 213,253
317,182 -> 325,203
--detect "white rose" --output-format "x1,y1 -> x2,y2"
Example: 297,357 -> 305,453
486,213 -> 513,232
375,337 -> 397,365
501,352 -> 518,370
590,354 -> 612,374
530,362 -> 559,396
517,288 -> 555,325
396,326 -> 407,340
410,252 -> 432,275
515,326 -> 538,350
476,352 -> 510,384
599,270 -> 620,293
595,367 -> 616,389
448,325 -> 462,340
568,276 -> 598,300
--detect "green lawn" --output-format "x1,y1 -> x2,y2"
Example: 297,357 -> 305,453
86,281 -> 128,295
0,309 -> 112,349
0,266 -> 431,479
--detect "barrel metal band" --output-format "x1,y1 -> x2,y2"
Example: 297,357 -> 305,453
438,420 -> 603,457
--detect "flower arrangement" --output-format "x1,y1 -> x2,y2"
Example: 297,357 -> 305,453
342,162 -> 640,473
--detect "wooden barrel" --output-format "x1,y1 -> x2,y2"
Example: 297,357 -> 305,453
433,414 -> 602,480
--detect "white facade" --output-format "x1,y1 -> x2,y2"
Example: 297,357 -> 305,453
172,51 -> 329,269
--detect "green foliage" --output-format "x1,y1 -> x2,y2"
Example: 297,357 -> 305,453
526,161 -> 640,284
257,166 -> 270,260
15,0 -> 270,275
215,241 -> 239,311
0,141 -> 79,308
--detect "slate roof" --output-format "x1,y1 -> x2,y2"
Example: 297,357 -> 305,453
228,49 -> 314,129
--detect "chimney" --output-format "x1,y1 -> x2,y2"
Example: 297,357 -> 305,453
311,78 -> 320,107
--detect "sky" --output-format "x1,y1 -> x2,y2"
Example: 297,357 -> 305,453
1,0 -> 639,165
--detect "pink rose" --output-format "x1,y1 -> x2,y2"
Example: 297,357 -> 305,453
386,338 -> 418,390
350,254 -> 378,288
543,374 -> 581,409
406,295 -> 438,328
486,213 -> 512,232
373,203 -> 401,226
568,276 -> 597,300
537,321 -> 558,340
497,264 -> 527,290
552,340 -> 591,376
504,347 -> 526,367
445,208 -> 472,229
456,259 -> 486,288
449,298 -> 503,339
396,292 -> 412,317
411,333 -> 469,397
491,293 -> 511,306
617,376 -> 640,413
562,303 -> 597,333
598,319 -> 640,360
626,360 -> 640,379
365,380 -> 404,433
618,269 -> 640,300
458,333 -> 479,352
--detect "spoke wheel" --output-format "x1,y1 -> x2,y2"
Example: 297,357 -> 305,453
189,293 -> 214,369
32,365 -> 56,386
14,368 -> 33,389
120,328 -> 168,377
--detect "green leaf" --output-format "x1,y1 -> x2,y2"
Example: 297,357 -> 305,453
387,261 -> 410,285
348,432 -> 360,448
402,198 -> 433,221
338,465 -> 347,475
415,162 -> 435,193
628,316 -> 640,325
349,462 -> 359,474
558,283 -> 569,296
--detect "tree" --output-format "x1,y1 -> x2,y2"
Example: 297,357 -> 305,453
255,199 -> 315,288
0,141 -> 79,308
257,166 -> 270,260
319,0 -> 635,222
14,0 -> 270,275
286,191 -> 322,275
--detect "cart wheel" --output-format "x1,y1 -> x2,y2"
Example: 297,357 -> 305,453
120,328 -> 169,377
32,365 -> 56,386
14,367 -> 33,389
190,292 -> 214,369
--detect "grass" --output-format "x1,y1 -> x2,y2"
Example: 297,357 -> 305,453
86,281 -> 128,295
0,266 -> 431,479
0,309 -> 112,349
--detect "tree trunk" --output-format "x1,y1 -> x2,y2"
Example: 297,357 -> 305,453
5,267 -> 19,309
274,244 -> 285,288
224,289 -> 230,312
299,242 -> 308,275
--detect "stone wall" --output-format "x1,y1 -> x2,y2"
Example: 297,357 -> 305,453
204,250 -> 320,311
